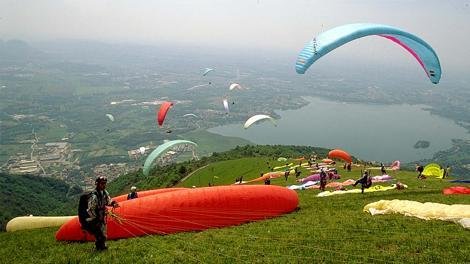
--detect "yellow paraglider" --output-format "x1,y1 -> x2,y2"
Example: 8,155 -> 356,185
6,216 -> 75,232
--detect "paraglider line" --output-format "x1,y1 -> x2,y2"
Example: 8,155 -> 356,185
114,216 -> 245,262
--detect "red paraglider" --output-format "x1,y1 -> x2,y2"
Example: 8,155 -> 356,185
328,149 -> 352,163
443,186 -> 470,195
56,185 -> 298,241
157,101 -> 174,127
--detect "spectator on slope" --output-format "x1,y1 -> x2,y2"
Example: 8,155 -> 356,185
294,167 -> 301,179
264,175 -> 271,185
319,169 -> 328,192
127,186 -> 139,200
416,164 -> 424,179
444,165 -> 451,179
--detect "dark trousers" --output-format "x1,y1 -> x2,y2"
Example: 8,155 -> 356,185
354,178 -> 371,193
84,221 -> 107,250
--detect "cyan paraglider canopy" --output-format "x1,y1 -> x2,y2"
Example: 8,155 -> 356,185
296,23 -> 441,84
143,140 -> 197,176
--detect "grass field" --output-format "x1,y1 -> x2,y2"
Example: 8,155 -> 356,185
1,157 -> 469,263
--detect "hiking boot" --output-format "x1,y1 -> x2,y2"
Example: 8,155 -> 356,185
96,246 -> 108,251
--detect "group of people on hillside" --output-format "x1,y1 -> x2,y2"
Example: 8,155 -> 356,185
79,154 -> 457,253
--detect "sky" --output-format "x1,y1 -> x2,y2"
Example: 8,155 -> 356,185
1,0 -> 470,70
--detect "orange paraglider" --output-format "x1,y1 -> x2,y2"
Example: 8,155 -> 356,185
56,185 -> 298,241
157,101 -> 174,127
328,149 -> 352,163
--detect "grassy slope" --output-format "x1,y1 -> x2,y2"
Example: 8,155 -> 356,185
0,158 -> 469,263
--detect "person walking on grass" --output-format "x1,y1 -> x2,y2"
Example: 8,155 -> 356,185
84,176 -> 119,251
319,169 -> 327,192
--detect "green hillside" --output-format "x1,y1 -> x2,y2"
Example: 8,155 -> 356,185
0,173 -> 78,230
1,146 -> 469,263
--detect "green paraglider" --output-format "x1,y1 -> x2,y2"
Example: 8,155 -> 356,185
143,140 -> 198,176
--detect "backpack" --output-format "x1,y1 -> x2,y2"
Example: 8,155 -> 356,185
78,191 -> 94,229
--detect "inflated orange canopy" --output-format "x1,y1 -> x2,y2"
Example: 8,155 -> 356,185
157,101 -> 174,126
328,149 -> 352,163
56,185 -> 299,241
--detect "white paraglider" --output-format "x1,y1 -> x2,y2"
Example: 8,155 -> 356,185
229,83 -> 242,91
139,147 -> 146,155
244,114 -> 276,129
223,99 -> 230,113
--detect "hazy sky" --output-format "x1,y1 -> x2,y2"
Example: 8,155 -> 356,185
2,0 -> 470,70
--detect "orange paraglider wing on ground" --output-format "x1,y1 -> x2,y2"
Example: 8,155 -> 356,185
56,185 -> 299,241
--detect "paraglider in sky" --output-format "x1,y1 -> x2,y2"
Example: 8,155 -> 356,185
296,23 -> 441,84
105,114 -> 115,122
229,83 -> 242,91
187,83 -> 210,91
328,149 -> 352,163
183,113 -> 198,118
139,147 -> 146,155
56,185 -> 299,241
223,99 -> 230,113
202,68 -> 214,76
143,140 -> 197,176
157,101 -> 174,127
244,114 -> 276,129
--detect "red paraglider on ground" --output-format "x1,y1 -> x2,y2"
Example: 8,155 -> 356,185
56,185 -> 299,241
443,186 -> 470,195
157,101 -> 174,127
328,149 -> 352,163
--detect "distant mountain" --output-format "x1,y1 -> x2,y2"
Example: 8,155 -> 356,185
0,173 -> 79,231
0,39 -> 44,63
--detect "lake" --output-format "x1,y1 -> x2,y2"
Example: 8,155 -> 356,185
208,97 -> 470,162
